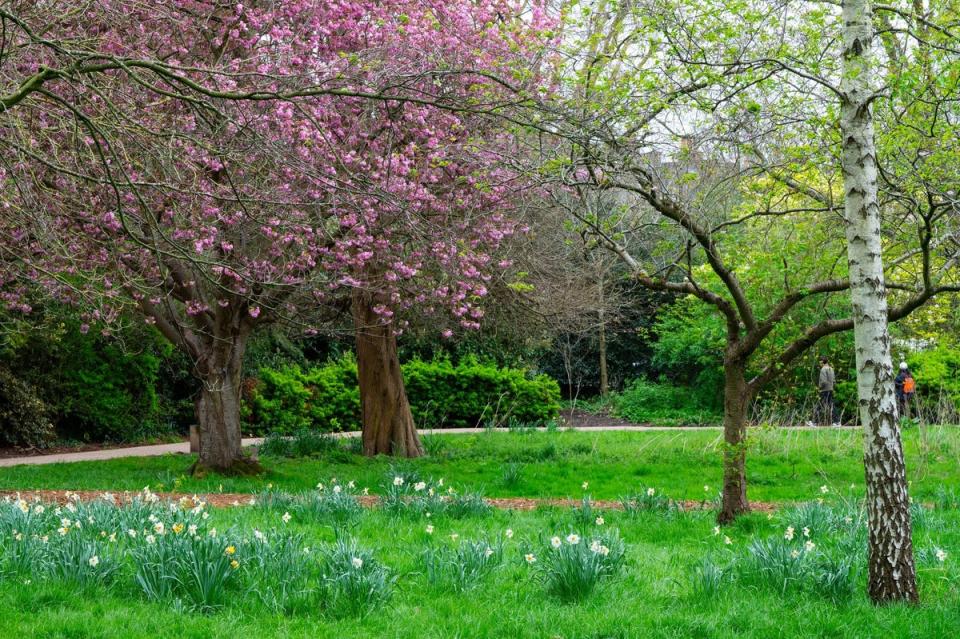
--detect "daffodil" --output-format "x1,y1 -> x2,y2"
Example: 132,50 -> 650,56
551,536 -> 562,548
525,553 -> 536,564
566,533 -> 580,545
225,545 -> 236,555
351,557 -> 363,569
88,556 -> 99,568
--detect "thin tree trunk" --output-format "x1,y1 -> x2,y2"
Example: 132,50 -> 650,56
352,291 -> 423,458
598,309 -> 609,396
840,0 -> 918,604
193,332 -> 253,473
717,357 -> 751,524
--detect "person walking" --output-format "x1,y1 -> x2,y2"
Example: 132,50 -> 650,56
894,361 -> 916,419
816,356 -> 838,426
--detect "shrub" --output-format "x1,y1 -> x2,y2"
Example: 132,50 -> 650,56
0,367 -> 54,448
908,346 -> 960,411
244,355 -> 561,434
403,356 -> 561,427
244,357 -> 359,434
612,378 -> 722,425
1,313 -> 171,442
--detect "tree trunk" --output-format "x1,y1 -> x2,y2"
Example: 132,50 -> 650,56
352,291 -> 423,458
840,0 -> 918,604
193,332 -> 252,473
598,308 -> 609,396
717,358 -> 751,524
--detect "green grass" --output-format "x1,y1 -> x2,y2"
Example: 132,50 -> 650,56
1,485 -> 958,638
2,427 -> 959,504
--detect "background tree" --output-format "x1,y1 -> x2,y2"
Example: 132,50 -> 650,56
529,0 -> 960,524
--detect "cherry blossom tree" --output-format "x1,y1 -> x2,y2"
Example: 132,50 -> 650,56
0,1 -> 553,470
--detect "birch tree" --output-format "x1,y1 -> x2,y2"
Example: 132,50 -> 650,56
839,0 -> 918,604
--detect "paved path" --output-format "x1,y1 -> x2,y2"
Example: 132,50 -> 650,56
0,424 -> 859,467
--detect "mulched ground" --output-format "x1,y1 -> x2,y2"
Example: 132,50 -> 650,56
0,489 -> 776,513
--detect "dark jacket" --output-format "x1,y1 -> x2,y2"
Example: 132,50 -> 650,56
895,371 -> 912,398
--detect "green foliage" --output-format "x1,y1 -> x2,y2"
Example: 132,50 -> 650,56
402,356 -> 561,427
319,538 -> 395,618
0,366 -> 54,447
611,378 -> 722,425
908,346 -> 960,407
244,355 -> 561,433
422,537 -> 503,592
534,529 -> 626,601
244,356 -> 359,434
1,311 -> 173,442
258,430 -> 340,459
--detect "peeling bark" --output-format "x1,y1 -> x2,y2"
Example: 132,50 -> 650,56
840,0 -> 918,604
352,291 -> 423,458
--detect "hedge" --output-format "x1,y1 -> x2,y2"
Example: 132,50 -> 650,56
611,378 -> 722,425
242,355 -> 561,434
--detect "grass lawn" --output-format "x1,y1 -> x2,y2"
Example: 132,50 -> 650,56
0,478 -> 958,638
1,427 -> 959,504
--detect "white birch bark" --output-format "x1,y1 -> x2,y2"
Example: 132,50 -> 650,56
839,0 -> 918,604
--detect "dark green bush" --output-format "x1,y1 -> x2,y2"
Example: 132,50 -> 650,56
611,378 -> 722,425
243,356 -> 561,434
0,367 -> 54,447
1,312 -> 172,442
